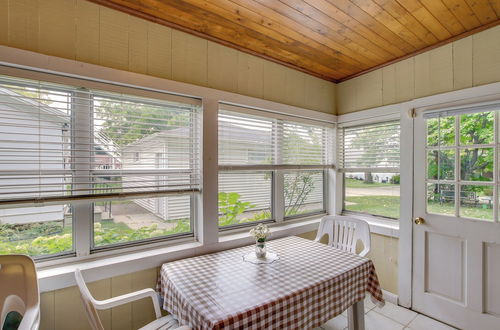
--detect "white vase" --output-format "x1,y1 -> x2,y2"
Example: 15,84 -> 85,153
255,240 -> 267,258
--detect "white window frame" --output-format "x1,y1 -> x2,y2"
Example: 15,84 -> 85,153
217,104 -> 334,230
336,105 -> 402,222
0,46 -> 336,287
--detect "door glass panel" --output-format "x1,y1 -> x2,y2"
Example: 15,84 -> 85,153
427,183 -> 455,216
460,148 -> 494,181
427,150 -> 455,180
460,112 -> 494,145
427,117 -> 455,147
459,185 -> 493,221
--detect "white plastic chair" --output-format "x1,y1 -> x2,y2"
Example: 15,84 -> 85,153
74,269 -> 190,330
314,216 -> 371,257
0,255 -> 40,330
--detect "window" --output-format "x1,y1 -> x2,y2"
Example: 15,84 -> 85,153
339,121 -> 400,219
218,105 -> 333,228
0,75 -> 201,258
425,107 -> 498,221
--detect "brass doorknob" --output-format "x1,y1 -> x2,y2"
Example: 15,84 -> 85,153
414,217 -> 425,225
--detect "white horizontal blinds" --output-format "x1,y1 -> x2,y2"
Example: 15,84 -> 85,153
0,77 -> 75,203
0,75 -> 201,205
92,92 -> 201,196
218,110 -> 275,166
339,120 -> 400,172
218,109 -> 333,169
282,120 -> 331,166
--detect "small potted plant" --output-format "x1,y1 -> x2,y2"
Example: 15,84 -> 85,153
250,223 -> 271,258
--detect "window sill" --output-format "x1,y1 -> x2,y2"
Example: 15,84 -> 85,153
342,212 -> 399,238
37,217 -> 323,292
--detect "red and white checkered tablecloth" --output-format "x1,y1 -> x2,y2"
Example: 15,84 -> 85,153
157,236 -> 384,330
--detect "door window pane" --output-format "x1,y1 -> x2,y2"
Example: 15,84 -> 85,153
460,112 -> 494,145
218,171 -> 272,227
427,150 -> 455,180
459,185 -> 493,221
0,204 -> 73,257
460,148 -> 494,181
284,170 -> 324,217
345,173 -> 400,219
427,117 -> 455,147
427,183 -> 455,216
93,197 -> 191,248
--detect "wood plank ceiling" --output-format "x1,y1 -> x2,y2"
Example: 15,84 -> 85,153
89,0 -> 500,82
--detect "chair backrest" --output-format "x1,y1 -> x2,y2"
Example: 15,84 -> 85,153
0,254 -> 40,330
74,269 -> 104,330
314,216 -> 371,257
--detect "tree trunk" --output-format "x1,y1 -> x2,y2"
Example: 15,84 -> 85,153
364,172 -> 373,184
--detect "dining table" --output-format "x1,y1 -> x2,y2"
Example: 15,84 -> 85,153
157,236 -> 385,330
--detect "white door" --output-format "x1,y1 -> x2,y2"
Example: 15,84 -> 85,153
413,106 -> 500,329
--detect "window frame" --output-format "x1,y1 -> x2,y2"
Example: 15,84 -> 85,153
0,73 -> 201,260
337,112 -> 401,221
217,105 -> 333,229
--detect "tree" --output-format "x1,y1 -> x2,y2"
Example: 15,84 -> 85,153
95,97 -> 192,147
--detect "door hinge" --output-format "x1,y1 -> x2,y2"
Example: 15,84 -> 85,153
408,108 -> 416,118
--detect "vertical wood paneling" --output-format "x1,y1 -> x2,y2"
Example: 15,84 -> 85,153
131,268 -> 159,329
237,52 -> 264,99
395,58 -> 415,103
75,0 -> 100,65
39,0 -> 76,59
414,51 -> 431,98
172,30 -> 208,86
473,25 -> 500,86
128,16 -> 148,75
428,44 -> 453,94
453,36 -> 473,90
99,6 -> 129,71
304,74 -> 336,114
263,61 -> 287,103
0,0 -> 9,45
284,69 -> 306,108
208,41 -> 238,93
147,22 -> 172,79
8,0 -> 38,51
40,292 -> 55,330
111,274 -> 133,330
337,79 -> 356,114
54,286 -> 92,330
354,69 -> 383,110
382,65 -> 396,105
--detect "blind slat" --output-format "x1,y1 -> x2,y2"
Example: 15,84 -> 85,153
339,120 -> 400,171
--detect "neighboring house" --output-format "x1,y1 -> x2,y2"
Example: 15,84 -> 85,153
123,123 -> 323,221
0,86 -> 119,225
0,86 -> 68,224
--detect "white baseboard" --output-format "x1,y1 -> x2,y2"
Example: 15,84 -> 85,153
382,289 -> 399,305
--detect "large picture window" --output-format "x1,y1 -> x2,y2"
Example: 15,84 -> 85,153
0,75 -> 201,258
218,105 -> 333,228
339,120 -> 401,219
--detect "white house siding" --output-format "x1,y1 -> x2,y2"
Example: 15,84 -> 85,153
0,89 -> 66,224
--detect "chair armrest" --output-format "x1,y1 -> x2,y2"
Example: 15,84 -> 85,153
359,247 -> 370,257
94,288 -> 162,318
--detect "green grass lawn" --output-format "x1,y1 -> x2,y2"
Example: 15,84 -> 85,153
345,195 -> 400,219
345,178 -> 399,188
345,195 -> 493,221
